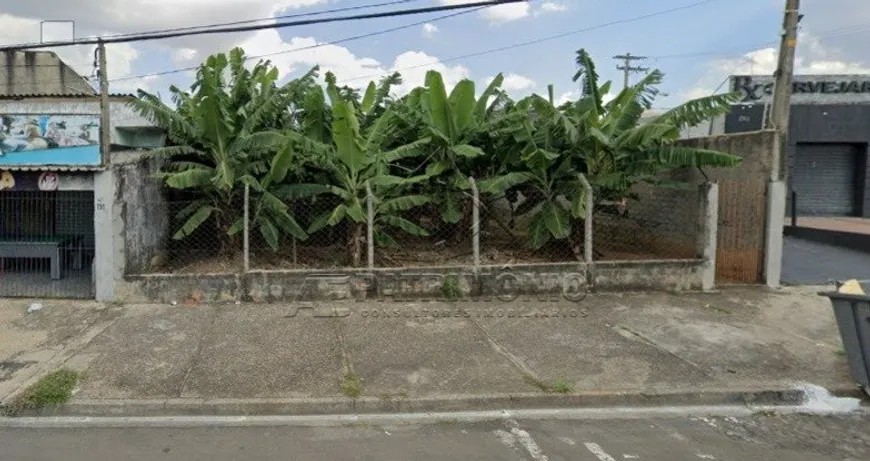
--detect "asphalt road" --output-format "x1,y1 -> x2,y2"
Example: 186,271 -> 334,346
2,413 -> 869,461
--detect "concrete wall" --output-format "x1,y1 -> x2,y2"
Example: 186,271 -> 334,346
675,130 -> 774,283
113,152 -> 169,275
114,259 -> 705,304
1,51 -> 94,96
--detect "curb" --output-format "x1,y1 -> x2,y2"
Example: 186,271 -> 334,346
12,386 -> 866,418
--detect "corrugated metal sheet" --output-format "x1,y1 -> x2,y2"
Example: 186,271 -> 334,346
0,93 -> 135,100
0,165 -> 105,172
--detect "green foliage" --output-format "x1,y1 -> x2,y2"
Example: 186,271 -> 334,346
341,372 -> 362,398
132,46 -> 742,260
279,72 -> 430,266
131,48 -> 318,251
441,274 -> 464,302
3,369 -> 79,416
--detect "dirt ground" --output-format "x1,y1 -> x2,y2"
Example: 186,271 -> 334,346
158,242 -> 685,274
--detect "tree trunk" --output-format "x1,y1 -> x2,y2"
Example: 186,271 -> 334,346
347,221 -> 364,267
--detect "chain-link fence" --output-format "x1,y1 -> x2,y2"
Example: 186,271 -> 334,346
593,184 -> 700,261
128,179 -> 709,275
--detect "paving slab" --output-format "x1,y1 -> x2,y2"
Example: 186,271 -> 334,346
599,288 -> 853,389
340,307 -> 535,398
179,305 -> 345,399
470,301 -> 712,391
73,304 -> 216,399
0,300 -> 117,403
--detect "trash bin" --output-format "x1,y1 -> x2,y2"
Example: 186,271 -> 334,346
820,280 -> 870,396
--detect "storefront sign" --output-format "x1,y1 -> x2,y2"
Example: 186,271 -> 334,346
0,114 -> 100,166
731,75 -> 870,104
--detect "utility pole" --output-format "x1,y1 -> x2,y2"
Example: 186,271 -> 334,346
766,0 -> 801,182
763,0 -> 801,289
97,39 -> 110,165
613,53 -> 648,89
94,38 -> 115,302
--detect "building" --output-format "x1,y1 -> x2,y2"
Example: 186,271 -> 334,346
0,50 -> 163,300
708,74 -> 870,218
1,50 -> 94,96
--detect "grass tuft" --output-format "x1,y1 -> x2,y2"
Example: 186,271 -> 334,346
2,369 -> 79,416
341,373 -> 362,398
441,274 -> 464,302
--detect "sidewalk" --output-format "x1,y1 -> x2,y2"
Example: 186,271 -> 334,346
0,286 -> 860,416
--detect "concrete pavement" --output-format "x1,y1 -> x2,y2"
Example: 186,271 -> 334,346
2,413 -> 869,460
0,285 -> 862,416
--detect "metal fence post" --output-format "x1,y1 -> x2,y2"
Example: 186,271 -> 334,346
469,176 -> 480,274
243,183 -> 250,273
366,181 -> 374,270
577,174 -> 593,264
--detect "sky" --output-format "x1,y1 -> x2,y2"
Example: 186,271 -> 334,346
2,0 -> 870,110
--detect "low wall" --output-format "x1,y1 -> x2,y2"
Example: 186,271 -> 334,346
115,259 -> 705,304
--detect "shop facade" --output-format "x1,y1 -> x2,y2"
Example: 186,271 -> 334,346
715,74 -> 870,218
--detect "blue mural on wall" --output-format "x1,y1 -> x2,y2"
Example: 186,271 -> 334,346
0,114 -> 101,166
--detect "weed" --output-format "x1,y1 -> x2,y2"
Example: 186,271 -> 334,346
1,369 -> 79,416
524,374 -> 574,394
836,348 -> 847,357
551,379 -> 574,394
441,274 -> 464,302
341,373 -> 362,398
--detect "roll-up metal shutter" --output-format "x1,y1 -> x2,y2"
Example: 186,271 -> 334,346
792,143 -> 856,216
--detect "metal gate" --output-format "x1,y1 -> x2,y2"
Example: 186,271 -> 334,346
0,190 -> 95,299
716,179 -> 765,284
792,143 -> 858,216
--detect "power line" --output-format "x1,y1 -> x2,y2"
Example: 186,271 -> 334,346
339,0 -> 722,84
110,6 -> 487,83
26,0 -> 870,91
0,0 -> 528,51
90,0 -> 430,40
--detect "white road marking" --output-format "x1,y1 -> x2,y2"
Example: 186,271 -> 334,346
584,442 -> 617,461
493,429 -> 517,450
622,455 -> 639,459
695,453 -> 716,460
510,428 -> 549,461
558,436 -> 576,446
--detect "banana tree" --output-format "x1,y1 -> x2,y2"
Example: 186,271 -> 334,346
482,48 -> 745,252
391,70 -> 526,240
562,48 -> 743,203
130,48 -> 317,252
277,74 -> 431,266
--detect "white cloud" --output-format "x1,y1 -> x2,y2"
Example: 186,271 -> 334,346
422,23 -> 438,38
238,29 -> 469,96
0,13 -> 146,93
1,1 -> 333,82
172,48 -> 199,65
501,73 -> 536,91
556,89 -> 615,106
390,51 -> 470,95
439,0 -> 530,23
680,35 -> 870,101
486,73 -> 536,98
537,1 -> 568,14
